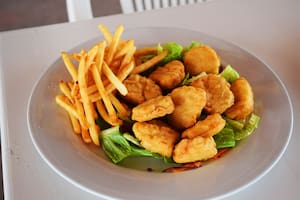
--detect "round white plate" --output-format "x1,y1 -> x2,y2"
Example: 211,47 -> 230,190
27,27 -> 293,200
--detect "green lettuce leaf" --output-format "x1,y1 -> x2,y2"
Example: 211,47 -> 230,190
220,65 -> 240,83
234,113 -> 260,140
213,127 -> 236,149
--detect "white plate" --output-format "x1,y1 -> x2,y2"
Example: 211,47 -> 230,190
27,27 -> 293,200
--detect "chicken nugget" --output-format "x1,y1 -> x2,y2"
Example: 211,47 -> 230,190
182,113 -> 226,139
123,74 -> 162,105
132,120 -> 180,157
183,45 -> 220,75
225,77 -> 254,120
168,86 -> 206,130
191,74 -> 234,114
173,136 -> 217,163
131,95 -> 174,122
149,60 -> 185,90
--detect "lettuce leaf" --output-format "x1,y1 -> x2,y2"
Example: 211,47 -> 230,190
234,113 -> 260,140
213,127 -> 236,149
157,42 -> 183,64
183,41 -> 203,52
219,65 -> 240,83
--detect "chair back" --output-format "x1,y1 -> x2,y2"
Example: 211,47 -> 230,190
66,0 -> 207,22
66,0 -> 93,22
120,0 -> 207,13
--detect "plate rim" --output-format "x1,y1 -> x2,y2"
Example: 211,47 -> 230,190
27,26 -> 294,200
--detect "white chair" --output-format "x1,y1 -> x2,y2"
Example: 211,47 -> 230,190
66,0 -> 93,22
66,0 -> 207,22
120,0 -> 207,14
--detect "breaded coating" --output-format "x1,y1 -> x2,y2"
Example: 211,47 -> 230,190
123,74 -> 162,105
173,136 -> 217,163
225,77 -> 254,120
191,74 -> 234,114
131,95 -> 174,122
132,120 -> 180,157
183,45 -> 220,75
149,60 -> 185,90
168,86 -> 206,130
182,113 -> 226,139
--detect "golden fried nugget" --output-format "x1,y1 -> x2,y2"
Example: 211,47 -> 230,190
123,74 -> 162,105
131,95 -> 174,122
173,136 -> 217,163
225,77 -> 254,120
168,86 -> 206,130
182,113 -> 226,139
183,45 -> 220,75
132,120 -> 180,157
149,60 -> 185,90
191,74 -> 234,114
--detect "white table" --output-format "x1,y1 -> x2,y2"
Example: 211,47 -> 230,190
1,0 -> 299,199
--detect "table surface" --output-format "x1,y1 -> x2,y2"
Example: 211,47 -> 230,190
1,0 -> 299,199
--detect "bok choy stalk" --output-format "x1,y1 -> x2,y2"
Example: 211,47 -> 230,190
214,113 -> 260,148
219,65 -> 240,83
213,127 -> 236,149
100,126 -> 167,164
100,126 -> 131,163
234,113 -> 260,140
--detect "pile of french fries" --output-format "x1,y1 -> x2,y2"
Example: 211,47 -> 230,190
55,24 -> 168,146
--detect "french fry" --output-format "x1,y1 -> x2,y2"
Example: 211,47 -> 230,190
74,98 -> 89,130
110,59 -> 122,71
57,24 -> 138,146
92,41 -> 119,119
105,60 -> 135,96
98,24 -> 113,44
87,84 -> 98,95
120,46 -> 136,69
71,53 -> 81,61
118,60 -> 135,80
61,52 -> 78,81
118,40 -> 127,48
81,128 -> 92,143
59,81 -> 72,102
102,76 -> 110,87
102,62 -> 128,96
67,81 -> 73,89
132,50 -> 168,74
95,41 -> 106,71
79,49 -> 87,57
69,114 -> 81,134
88,92 -> 101,103
70,82 -> 80,98
71,50 -> 87,61
55,95 -> 79,119
109,93 -> 129,119
78,56 -> 100,146
114,39 -> 135,59
86,45 -> 99,72
95,100 -> 122,126
91,63 -> 116,117
91,101 -> 98,120
86,70 -> 96,87
134,47 -> 157,57
106,25 -> 124,64
134,56 -> 142,66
